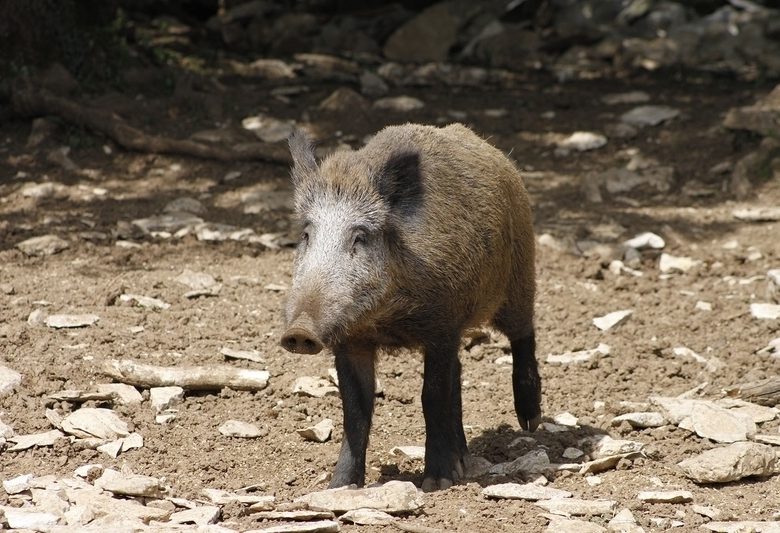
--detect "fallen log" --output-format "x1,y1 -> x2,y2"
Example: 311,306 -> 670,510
100,359 -> 270,391
727,377 -> 780,407
10,85 -> 289,164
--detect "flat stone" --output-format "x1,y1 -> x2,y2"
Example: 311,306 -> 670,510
723,85 -> 780,137
659,253 -> 700,273
0,419 -> 14,438
546,518 -> 607,532
732,207 -> 780,222
292,377 -> 339,398
489,449 -> 550,476
74,464 -> 103,478
637,490 -> 693,504
482,482 -> 572,501
118,293 -> 170,310
8,429 -> 64,451
163,197 -> 206,215
696,301 -> 713,311
0,365 -> 22,397
623,232 -> 665,250
340,508 -> 395,525
219,420 -> 263,438
246,520 -> 341,533
221,347 -> 264,363
536,498 -> 617,516
132,212 -> 204,234
692,505 -> 721,520
295,480 -> 423,514
608,508 -> 645,533
203,488 -> 275,507
373,96 -> 425,112
611,412 -> 666,428
95,383 -> 143,405
563,447 -> 585,459
60,408 -> 129,440
546,344 -> 610,365
620,105 -> 679,127
554,412 -> 579,426
704,522 -> 780,533
584,435 -> 645,459
175,269 -> 217,290
319,87 -> 368,113
2,507 -> 60,529
751,303 -> 780,320
678,442 -> 780,483
650,396 -> 702,424
45,314 -> 100,328
716,399 -> 778,423
557,131 -> 607,152
149,386 -> 184,412
753,434 -> 780,445
16,234 -> 69,256
686,402 -> 755,443
768,269 -> 780,286
170,505 -> 221,525
593,310 -> 632,331
95,468 -> 162,498
390,446 -> 425,461
253,510 -> 334,521
298,419 -> 334,443
3,473 -> 34,494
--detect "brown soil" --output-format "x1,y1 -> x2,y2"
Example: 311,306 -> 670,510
1,70 -> 779,532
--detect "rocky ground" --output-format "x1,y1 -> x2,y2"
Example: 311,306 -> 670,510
2,2 -> 780,532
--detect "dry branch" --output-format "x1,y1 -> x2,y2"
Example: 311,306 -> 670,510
100,359 -> 270,391
728,377 -> 780,407
10,86 -> 289,164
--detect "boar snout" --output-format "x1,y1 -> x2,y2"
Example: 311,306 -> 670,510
281,313 -> 324,354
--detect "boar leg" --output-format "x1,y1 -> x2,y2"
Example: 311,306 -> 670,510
510,331 -> 542,432
450,357 -> 468,460
421,338 -> 465,492
330,345 -> 376,488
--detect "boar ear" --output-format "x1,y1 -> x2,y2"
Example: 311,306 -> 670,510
376,150 -> 421,209
288,129 -> 317,184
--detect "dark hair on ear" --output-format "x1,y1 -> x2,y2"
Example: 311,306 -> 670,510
288,129 -> 317,184
376,150 -> 422,211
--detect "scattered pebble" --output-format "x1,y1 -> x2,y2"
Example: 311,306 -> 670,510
45,314 -> 100,328
695,301 -> 713,311
219,420 -> 264,438
536,497 -> 617,516
175,269 -> 218,290
659,253 -> 700,273
95,383 -> 143,405
118,293 -> 170,310
692,505 -> 722,520
95,468 -> 163,498
60,407 -> 130,440
16,234 -> 69,256
2,508 -> 60,530
7,430 -> 64,451
678,441 -> 780,483
489,449 -> 550,476
637,490 -> 693,504
391,445 -> 425,461
150,386 -> 185,412
482,482 -> 572,501
292,376 -> 340,398
623,232 -> 665,250
546,344 -> 610,365
620,105 -> 679,127
241,113 -> 296,143
169,505 -> 221,525
732,207 -> 780,222
339,508 -> 395,525
607,508 -> 644,533
750,303 -> 780,320
563,447 -> 584,459
3,473 -> 34,495
0,365 -> 22,397
557,131 -> 607,152
221,346 -> 265,363
298,419 -> 334,443
593,310 -> 633,331
611,412 -> 666,428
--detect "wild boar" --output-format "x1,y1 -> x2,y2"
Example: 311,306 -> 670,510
281,123 -> 539,491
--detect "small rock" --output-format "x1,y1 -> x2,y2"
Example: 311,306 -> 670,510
0,365 -> 22,397
95,383 -> 143,405
608,508 -> 644,533
16,234 -> 69,256
254,510 -> 334,521
717,399 -> 778,424
8,429 -> 64,451
295,480 -> 423,514
620,105 -> 679,127
74,464 -> 103,478
250,520 -> 341,533
753,434 -> 780,446
593,310 -> 633,331
359,71 -> 388,97
298,419 -> 334,443
585,476 -> 602,487
585,435 -> 645,459
536,498 -> 617,516
611,412 -> 666,429
563,447 -> 585,459
3,473 -> 34,494
623,232 -> 665,250
319,87 -> 368,113
95,468 -> 162,498
547,518 -> 607,532
546,344 -> 610,365
242,114 -> 295,143
45,314 -> 100,328
164,197 -> 206,215
132,212 -> 204,235
685,402 -> 755,443
265,283 -> 288,292
219,420 -> 263,438
373,96 -> 425,112
482,483 -> 572,501
489,449 -> 550,476
732,207 -> 780,222
203,488 -> 275,507
659,253 -> 700,273
340,508 -> 395,525
602,91 -> 650,105
0,420 -> 13,438
751,303 -> 780,320
391,446 -> 425,461
149,386 -> 185,413
557,131 -> 607,152
678,442 -> 780,483
292,377 -> 339,398
119,293 -> 170,310
704,522 -> 780,533
170,505 -> 221,525
554,412 -> 579,426
96,439 -> 124,458
221,346 -> 265,363
695,301 -> 713,311
175,269 -> 218,290
692,505 -> 721,520
60,408 -> 129,440
637,490 -> 693,504
156,412 -> 177,424
2,508 -> 60,530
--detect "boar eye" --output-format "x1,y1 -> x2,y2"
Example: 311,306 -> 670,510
351,227 -> 368,253
300,230 -> 309,244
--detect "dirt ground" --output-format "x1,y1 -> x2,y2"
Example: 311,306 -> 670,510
1,67 -> 780,532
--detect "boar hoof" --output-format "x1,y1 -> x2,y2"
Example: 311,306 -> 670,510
422,476 -> 453,492
518,413 -> 542,432
280,326 -> 324,355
